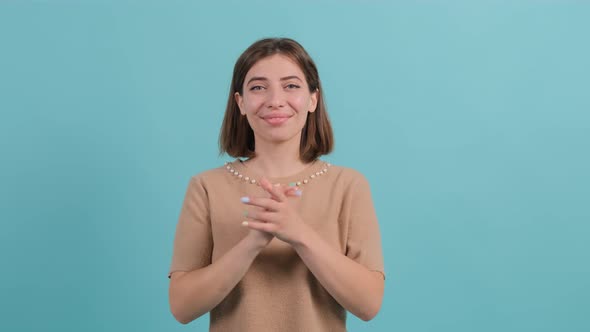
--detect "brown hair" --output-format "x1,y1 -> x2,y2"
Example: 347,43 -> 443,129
219,38 -> 333,163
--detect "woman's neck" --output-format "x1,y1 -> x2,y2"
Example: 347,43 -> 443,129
246,137 -> 310,178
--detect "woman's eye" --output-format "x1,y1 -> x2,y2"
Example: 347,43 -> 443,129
286,84 -> 300,89
250,86 -> 264,91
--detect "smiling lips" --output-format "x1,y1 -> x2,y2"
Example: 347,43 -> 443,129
262,114 -> 291,125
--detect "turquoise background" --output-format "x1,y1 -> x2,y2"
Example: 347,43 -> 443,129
1,1 -> 589,331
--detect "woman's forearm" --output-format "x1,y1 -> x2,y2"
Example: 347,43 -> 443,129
292,227 -> 385,321
169,235 -> 266,324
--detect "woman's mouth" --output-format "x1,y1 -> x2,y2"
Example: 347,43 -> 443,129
263,115 -> 291,125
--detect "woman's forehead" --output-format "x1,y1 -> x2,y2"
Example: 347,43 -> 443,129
246,54 -> 305,80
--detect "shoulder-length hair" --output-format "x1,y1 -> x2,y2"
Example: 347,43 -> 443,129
219,38 -> 333,163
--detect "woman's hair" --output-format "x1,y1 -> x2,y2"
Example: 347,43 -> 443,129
219,37 -> 333,163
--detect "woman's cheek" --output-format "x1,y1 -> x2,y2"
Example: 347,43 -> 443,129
291,95 -> 308,111
246,99 -> 264,114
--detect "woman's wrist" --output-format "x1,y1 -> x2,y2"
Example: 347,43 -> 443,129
289,222 -> 315,250
243,231 -> 273,252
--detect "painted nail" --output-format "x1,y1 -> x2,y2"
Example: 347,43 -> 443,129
242,221 -> 249,226
240,197 -> 250,203
289,182 -> 296,187
295,190 -> 302,196
243,210 -> 249,217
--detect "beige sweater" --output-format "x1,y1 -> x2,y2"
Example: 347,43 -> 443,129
169,159 -> 384,331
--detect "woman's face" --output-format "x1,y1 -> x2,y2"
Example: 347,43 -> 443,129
235,54 -> 318,147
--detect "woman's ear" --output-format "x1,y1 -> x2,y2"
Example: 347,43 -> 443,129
309,89 -> 319,113
235,92 -> 245,115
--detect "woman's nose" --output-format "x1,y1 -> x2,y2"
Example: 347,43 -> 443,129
266,88 -> 285,109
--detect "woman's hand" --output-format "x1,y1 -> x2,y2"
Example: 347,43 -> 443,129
243,223 -> 274,250
241,177 -> 309,245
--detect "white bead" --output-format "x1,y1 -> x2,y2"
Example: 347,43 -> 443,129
238,174 -> 243,179
296,181 -> 301,186
250,179 -> 256,184
323,168 -> 328,172
311,174 -> 315,179
245,177 -> 250,181
303,179 -> 308,184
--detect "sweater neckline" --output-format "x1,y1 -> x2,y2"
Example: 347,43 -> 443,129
227,158 -> 329,185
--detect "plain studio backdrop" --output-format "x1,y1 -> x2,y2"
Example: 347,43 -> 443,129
1,1 -> 588,331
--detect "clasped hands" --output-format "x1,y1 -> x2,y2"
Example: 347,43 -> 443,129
241,177 -> 309,246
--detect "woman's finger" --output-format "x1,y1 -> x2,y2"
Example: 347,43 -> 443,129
245,210 -> 276,224
284,186 -> 302,197
242,220 -> 276,233
241,196 -> 280,211
260,177 -> 286,202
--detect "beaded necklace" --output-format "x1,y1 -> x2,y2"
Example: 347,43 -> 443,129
224,161 -> 332,187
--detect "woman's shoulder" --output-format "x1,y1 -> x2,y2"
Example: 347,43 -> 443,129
186,162 -> 233,185
325,163 -> 375,199
325,162 -> 371,185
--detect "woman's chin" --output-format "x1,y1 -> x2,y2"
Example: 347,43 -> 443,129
256,132 -> 302,145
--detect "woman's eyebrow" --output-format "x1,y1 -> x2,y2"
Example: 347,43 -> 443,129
280,75 -> 302,82
246,75 -> 302,85
247,76 -> 268,85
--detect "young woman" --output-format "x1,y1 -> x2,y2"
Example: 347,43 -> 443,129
168,38 -> 385,331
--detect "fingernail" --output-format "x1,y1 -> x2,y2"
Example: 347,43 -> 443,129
295,190 -> 302,196
289,182 -> 296,187
243,210 -> 249,217
240,197 -> 250,203
242,221 -> 249,226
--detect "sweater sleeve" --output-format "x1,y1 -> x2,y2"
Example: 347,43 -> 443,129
168,175 -> 213,278
344,172 -> 385,279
